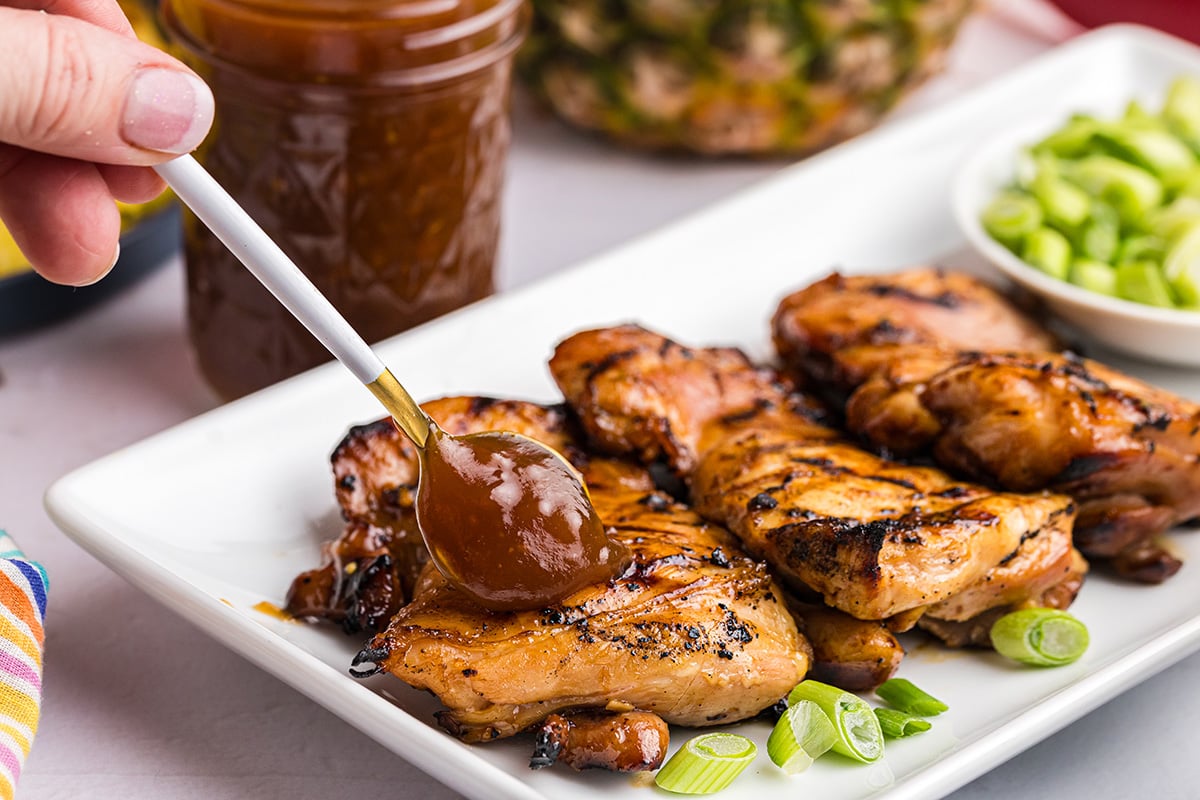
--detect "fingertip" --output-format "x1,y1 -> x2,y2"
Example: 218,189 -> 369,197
71,241 -> 121,287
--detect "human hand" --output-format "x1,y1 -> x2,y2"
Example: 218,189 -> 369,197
0,0 -> 214,286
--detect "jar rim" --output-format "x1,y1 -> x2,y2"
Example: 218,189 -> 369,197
163,0 -> 529,89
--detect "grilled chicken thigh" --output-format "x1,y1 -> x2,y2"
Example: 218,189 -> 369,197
773,267 -> 1200,583
772,267 -> 1059,397
334,398 -> 809,750
550,324 -> 1079,625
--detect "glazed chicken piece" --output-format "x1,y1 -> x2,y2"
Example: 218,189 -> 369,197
772,267 -> 1197,583
285,418 -> 423,633
789,601 -> 903,691
286,399 -> 576,632
550,325 -> 1079,624
530,710 -> 670,772
771,267 -> 1060,397
845,348 -> 1200,582
348,400 -> 810,751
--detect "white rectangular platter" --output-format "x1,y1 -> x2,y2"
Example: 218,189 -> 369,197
45,24 -> 1200,800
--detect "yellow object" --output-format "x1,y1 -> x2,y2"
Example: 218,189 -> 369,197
122,0 -> 166,48
0,226 -> 26,279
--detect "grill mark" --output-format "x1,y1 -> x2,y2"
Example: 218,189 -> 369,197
997,525 -> 1043,566
768,504 -> 1003,587
585,348 -> 640,383
862,283 -> 963,309
772,518 -> 890,583
869,475 -> 920,491
1052,453 -> 1122,484
466,396 -> 500,415
718,398 -> 776,427
332,418 -> 399,463
1133,412 -> 1172,433
732,453 -> 938,498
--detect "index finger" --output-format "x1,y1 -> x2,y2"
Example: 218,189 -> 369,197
3,0 -> 133,36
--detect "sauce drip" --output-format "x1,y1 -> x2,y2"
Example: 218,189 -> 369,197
251,600 -> 296,622
416,424 -> 631,611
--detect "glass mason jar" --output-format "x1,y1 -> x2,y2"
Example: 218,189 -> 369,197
162,0 -> 528,398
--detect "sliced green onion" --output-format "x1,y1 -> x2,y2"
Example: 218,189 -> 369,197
654,733 -> 757,794
1076,219 -> 1120,262
1163,224 -> 1200,306
1032,115 -> 1098,158
1094,125 -> 1196,178
1116,260 -> 1177,308
874,678 -> 948,717
767,699 -> 837,775
1164,75 -> 1200,142
787,680 -> 883,763
1150,196 -> 1200,242
1124,99 -> 1156,125
1119,234 -> 1165,264
1070,259 -> 1118,297
1022,227 -> 1072,280
874,708 -> 932,739
990,608 -> 1090,667
982,192 -> 1043,250
1031,167 -> 1092,231
1067,155 -> 1163,226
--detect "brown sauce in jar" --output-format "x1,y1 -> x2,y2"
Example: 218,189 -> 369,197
416,425 -> 632,610
162,0 -> 528,399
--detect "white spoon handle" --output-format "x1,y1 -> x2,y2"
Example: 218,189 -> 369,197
155,156 -> 430,446
155,155 -> 383,384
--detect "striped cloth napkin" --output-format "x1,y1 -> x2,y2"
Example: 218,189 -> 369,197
0,533 -> 46,798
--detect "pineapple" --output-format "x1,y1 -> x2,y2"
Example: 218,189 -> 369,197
520,0 -> 974,155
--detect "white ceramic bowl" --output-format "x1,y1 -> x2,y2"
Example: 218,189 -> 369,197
952,116 -> 1200,367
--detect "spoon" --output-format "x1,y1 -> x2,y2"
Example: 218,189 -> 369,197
155,156 -> 630,610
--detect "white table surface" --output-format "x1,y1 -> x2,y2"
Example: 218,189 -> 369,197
6,6 -> 1199,799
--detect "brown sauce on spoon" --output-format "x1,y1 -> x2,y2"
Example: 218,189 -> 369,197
416,424 -> 631,611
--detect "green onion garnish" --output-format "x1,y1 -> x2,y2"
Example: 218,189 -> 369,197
990,608 -> 1090,667
767,699 -> 837,774
653,733 -> 757,794
786,680 -> 883,763
875,678 -> 948,717
874,708 -> 932,739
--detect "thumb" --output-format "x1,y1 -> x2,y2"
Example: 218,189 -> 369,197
0,6 -> 214,166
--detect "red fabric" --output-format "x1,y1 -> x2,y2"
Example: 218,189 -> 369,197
1049,0 -> 1200,44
